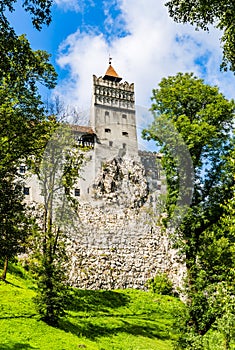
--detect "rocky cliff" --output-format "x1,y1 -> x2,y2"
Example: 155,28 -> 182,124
67,157 -> 185,292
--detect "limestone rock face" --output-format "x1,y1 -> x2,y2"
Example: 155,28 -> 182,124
93,157 -> 149,209
66,156 -> 186,293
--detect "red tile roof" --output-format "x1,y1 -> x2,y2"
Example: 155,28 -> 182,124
103,65 -> 122,82
70,125 -> 95,134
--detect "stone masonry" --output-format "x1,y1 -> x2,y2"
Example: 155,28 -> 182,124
66,157 -> 185,292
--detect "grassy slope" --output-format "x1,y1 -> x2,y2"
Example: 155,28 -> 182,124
0,266 -> 183,350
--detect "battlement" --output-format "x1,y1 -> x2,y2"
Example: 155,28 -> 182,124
93,75 -> 135,110
93,75 -> 134,91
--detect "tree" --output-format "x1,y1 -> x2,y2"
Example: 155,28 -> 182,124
0,44 -> 56,277
30,125 -> 86,326
0,178 -> 31,280
143,73 -> 234,221
165,0 -> 235,72
1,0 -> 53,32
175,188 -> 235,349
0,0 -> 56,276
143,72 -> 235,348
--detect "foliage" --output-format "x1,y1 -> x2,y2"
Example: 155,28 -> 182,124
29,125 -> 86,326
165,0 -> 235,73
0,178 -> 31,280
143,72 -> 235,349
0,0 -> 82,324
1,0 -> 53,31
146,273 -> 173,295
0,0 -> 56,277
178,140 -> 235,348
174,158 -> 235,349
143,72 -> 234,221
33,253 -> 69,326
0,266 -> 183,349
0,35 -> 56,178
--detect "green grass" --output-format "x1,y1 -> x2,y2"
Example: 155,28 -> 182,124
0,265 -> 183,350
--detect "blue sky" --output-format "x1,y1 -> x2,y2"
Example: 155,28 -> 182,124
10,1 -> 126,78
8,0 -> 235,148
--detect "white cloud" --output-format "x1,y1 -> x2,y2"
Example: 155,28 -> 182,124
54,0 -> 94,12
54,0 -> 81,12
57,30 -> 109,111
55,0 -> 235,128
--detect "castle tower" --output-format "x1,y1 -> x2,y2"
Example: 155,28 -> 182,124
90,61 -> 138,172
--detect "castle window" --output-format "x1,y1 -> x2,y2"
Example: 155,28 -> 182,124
23,187 -> 30,195
105,128 -> 111,133
122,114 -> 127,119
105,111 -> 109,116
109,141 -> 113,147
74,188 -> 80,197
123,143 -> 126,149
20,165 -> 26,174
122,131 -> 129,137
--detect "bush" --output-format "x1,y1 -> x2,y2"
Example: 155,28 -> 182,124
147,273 -> 173,295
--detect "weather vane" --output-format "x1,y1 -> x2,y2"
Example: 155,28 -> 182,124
109,55 -> 112,65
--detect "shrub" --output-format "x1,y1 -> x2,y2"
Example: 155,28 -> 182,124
147,273 -> 173,295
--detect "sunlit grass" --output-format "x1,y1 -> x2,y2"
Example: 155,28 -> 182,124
0,264 -> 183,350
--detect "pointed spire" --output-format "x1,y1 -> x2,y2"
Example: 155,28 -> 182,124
103,57 -> 122,82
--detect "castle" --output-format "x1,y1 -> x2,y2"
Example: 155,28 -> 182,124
23,62 -> 185,291
24,61 -> 164,203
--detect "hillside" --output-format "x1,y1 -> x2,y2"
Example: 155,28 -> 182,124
0,264 -> 183,350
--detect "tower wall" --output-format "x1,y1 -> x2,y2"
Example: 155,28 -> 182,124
91,75 -> 138,165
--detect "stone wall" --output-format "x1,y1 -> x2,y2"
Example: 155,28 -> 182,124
66,156 -> 185,292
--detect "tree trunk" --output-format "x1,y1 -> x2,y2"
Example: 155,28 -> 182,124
224,335 -> 230,350
1,257 -> 8,281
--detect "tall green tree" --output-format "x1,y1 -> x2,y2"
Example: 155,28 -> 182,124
30,125 -> 86,326
165,0 -> 235,72
143,72 -> 235,348
0,0 -> 56,276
